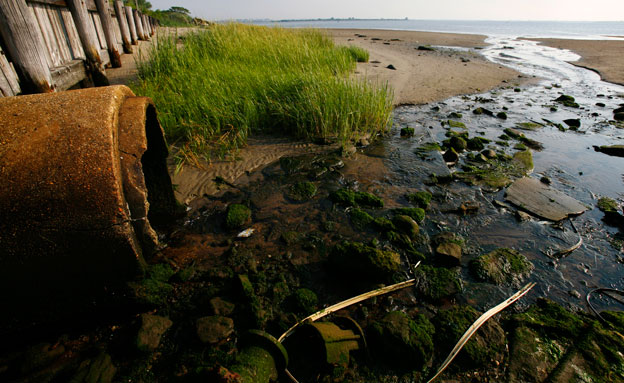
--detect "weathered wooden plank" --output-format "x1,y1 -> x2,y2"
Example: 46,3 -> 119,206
60,7 -> 84,59
27,0 -> 67,6
111,14 -> 122,44
0,0 -> 54,93
90,12 -> 107,50
28,4 -> 55,67
94,0 -> 121,67
47,6 -> 72,63
125,5 -> 138,44
0,46 -> 21,96
65,0 -> 108,85
133,9 -> 146,41
84,0 -> 96,12
50,58 -> 86,90
142,14 -> 150,36
113,1 -> 131,53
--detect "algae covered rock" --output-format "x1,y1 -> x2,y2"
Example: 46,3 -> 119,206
287,181 -> 317,201
400,127 -> 415,137
512,298 -> 585,338
435,242 -> 462,266
470,248 -> 533,286
554,94 -> 580,108
392,215 -> 420,239
392,207 -> 425,223
368,311 -> 434,370
349,208 -> 375,229
225,204 -> 251,229
447,120 -> 466,129
433,305 -> 505,369
413,265 -> 461,301
290,288 -> 318,315
507,325 -> 568,382
449,136 -> 468,152
329,188 -> 384,208
406,191 -> 432,209
330,241 -> 401,283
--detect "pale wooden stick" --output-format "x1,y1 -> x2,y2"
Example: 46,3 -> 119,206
278,262 -> 420,343
426,282 -> 536,383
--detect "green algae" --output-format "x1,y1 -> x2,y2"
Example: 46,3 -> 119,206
447,120 -> 466,129
329,188 -> 384,208
330,241 -> 401,283
225,204 -> 251,229
406,191 -> 432,209
392,207 -> 425,223
413,265 -> 461,301
349,208 -> 375,229
369,311 -> 435,370
470,248 -> 533,285
287,181 -> 317,201
291,288 -> 318,314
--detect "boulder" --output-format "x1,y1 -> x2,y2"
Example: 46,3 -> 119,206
368,311 -> 434,370
210,297 -> 235,316
435,242 -> 462,266
413,265 -> 461,301
470,248 -> 533,286
196,316 -> 235,344
563,118 -> 581,128
136,314 -> 173,352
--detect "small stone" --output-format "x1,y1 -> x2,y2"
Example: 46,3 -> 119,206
568,289 -> 582,299
386,64 -> 396,70
196,316 -> 235,344
210,297 -> 235,316
540,176 -> 551,185
497,111 -> 508,120
481,149 -> 497,159
563,118 -> 581,128
443,148 -> 459,164
400,127 -> 415,137
516,211 -> 532,222
435,242 -> 462,266
614,112 -> 624,121
392,215 -> 420,239
70,353 -> 116,383
136,314 -> 173,352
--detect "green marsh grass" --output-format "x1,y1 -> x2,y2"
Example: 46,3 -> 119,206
132,23 -> 393,164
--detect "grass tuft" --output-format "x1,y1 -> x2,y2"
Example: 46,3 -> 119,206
132,23 -> 393,164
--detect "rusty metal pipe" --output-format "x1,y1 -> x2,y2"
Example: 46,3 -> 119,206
0,85 -> 177,307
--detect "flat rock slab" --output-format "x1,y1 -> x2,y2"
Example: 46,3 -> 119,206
505,177 -> 587,221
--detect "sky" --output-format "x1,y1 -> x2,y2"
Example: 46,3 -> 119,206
149,0 -> 624,21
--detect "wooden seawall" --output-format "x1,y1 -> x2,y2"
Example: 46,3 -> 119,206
0,0 -> 158,97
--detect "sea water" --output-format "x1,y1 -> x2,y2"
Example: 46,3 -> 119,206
249,19 -> 624,40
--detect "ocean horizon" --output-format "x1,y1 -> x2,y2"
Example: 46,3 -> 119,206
246,19 -> 624,39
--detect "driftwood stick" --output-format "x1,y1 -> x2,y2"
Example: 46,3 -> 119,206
278,262 -> 420,343
426,282 -> 536,383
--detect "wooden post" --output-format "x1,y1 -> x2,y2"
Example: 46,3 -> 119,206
0,0 -> 54,93
125,6 -> 138,45
113,0 -> 132,53
133,9 -> 146,41
66,0 -> 108,86
94,0 -> 121,67
141,14 -> 150,36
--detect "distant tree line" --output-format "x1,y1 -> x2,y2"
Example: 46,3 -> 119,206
112,1 -> 198,27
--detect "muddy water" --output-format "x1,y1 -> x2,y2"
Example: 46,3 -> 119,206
175,38 -> 624,317
368,37 -> 624,311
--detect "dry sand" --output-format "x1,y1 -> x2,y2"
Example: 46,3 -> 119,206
527,38 -> 624,86
329,29 -> 525,105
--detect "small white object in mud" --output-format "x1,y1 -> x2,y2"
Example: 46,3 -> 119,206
237,228 -> 255,238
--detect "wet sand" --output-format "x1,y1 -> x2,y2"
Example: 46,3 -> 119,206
527,38 -> 624,86
328,29 -> 526,106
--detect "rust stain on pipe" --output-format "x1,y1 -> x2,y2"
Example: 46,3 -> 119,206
0,85 -> 177,306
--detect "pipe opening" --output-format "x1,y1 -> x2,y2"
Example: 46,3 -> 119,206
140,104 -> 179,230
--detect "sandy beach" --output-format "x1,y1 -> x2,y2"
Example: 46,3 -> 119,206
329,29 -> 526,105
528,38 -> 624,85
